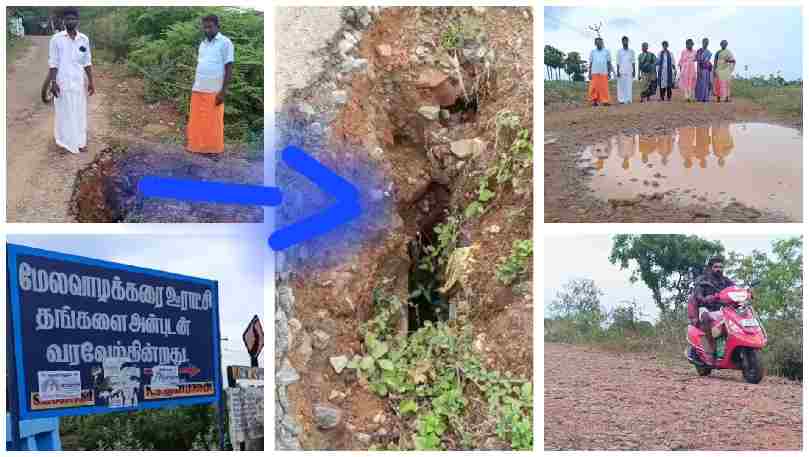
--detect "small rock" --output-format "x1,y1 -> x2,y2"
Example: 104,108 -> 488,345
370,147 -> 384,161
415,68 -> 449,88
415,46 -> 429,58
376,44 -> 392,57
338,39 -> 354,55
354,432 -> 372,446
373,411 -> 385,424
313,404 -> 342,429
651,181 -> 660,188
309,122 -> 323,136
360,13 -> 372,28
333,90 -> 348,105
352,58 -> 369,72
330,355 -> 349,374
370,189 -> 385,201
312,329 -> 330,349
418,106 -> 440,120
486,225 -> 501,234
328,389 -> 344,401
276,358 -> 300,385
450,138 -> 485,158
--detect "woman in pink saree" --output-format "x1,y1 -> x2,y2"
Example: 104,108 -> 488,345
678,39 -> 698,101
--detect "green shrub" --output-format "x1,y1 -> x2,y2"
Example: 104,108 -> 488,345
762,319 -> 802,380
60,404 -> 220,450
81,9 -> 130,62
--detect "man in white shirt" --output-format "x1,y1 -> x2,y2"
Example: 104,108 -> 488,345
616,36 -> 636,104
47,7 -> 95,154
588,37 -> 613,106
187,14 -> 235,155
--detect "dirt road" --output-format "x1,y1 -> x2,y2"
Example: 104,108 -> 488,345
7,36 -> 110,222
544,89 -> 802,223
544,344 -> 802,450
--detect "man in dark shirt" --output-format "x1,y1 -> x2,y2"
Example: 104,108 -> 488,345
690,256 -> 735,365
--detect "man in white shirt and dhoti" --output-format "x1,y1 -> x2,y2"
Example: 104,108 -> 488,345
616,36 -> 635,104
47,7 -> 95,154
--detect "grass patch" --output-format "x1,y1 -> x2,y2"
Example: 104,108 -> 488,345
731,79 -> 802,118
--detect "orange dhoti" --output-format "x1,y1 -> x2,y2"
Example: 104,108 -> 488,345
187,91 -> 225,154
588,74 -> 610,104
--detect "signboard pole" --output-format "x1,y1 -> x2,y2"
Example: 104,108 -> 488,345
7,275 -> 23,451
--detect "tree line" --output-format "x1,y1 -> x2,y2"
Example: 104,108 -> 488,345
544,44 -> 587,82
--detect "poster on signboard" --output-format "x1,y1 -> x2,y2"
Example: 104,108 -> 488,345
7,244 -> 222,420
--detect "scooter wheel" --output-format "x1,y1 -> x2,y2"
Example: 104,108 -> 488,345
696,366 -> 712,376
741,348 -> 764,384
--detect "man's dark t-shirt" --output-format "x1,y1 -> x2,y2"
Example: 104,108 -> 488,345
692,273 -> 736,311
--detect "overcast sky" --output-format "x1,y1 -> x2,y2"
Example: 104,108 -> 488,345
544,234 -> 794,322
545,6 -> 803,80
7,235 -> 265,379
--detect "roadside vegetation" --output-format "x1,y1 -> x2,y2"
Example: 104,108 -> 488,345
545,235 -> 802,381
60,404 -> 225,450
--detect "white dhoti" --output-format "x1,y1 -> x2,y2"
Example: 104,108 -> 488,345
53,85 -> 87,154
617,75 -> 633,103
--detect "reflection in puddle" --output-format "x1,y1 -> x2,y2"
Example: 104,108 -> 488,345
580,123 -> 802,220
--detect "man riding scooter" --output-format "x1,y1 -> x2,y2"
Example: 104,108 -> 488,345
688,256 -> 735,366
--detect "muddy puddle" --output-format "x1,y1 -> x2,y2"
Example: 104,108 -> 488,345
578,123 -> 802,220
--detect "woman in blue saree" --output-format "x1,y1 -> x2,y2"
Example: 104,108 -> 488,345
695,38 -> 713,102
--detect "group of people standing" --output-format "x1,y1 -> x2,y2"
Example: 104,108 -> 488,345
588,36 -> 736,106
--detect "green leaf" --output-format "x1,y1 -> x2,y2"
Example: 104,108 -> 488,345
378,359 -> 395,371
479,188 -> 495,202
360,355 -> 375,371
399,399 -> 418,414
371,341 -> 389,359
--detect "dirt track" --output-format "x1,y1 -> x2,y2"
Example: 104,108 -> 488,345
544,90 -> 802,223
7,36 -> 110,222
544,344 -> 802,450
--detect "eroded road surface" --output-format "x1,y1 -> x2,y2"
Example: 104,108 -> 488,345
544,344 -> 801,450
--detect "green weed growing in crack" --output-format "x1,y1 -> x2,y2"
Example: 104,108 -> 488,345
349,289 -> 533,450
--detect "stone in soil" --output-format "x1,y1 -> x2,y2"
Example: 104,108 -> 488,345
329,355 -> 349,374
375,43 -> 392,57
418,105 -> 440,120
313,404 -> 343,429
450,138 -> 485,159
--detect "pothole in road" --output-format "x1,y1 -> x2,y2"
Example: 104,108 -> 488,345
577,123 -> 802,220
71,144 -> 263,223
406,181 -> 451,332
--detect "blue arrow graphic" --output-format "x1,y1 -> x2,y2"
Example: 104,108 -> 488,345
139,145 -> 362,251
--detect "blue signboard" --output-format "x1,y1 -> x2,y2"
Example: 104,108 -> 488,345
7,244 -> 221,420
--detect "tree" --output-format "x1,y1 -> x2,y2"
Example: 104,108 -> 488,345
549,278 -> 605,328
563,51 -> 586,81
544,45 -> 565,81
725,236 -> 802,320
609,235 -> 724,316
